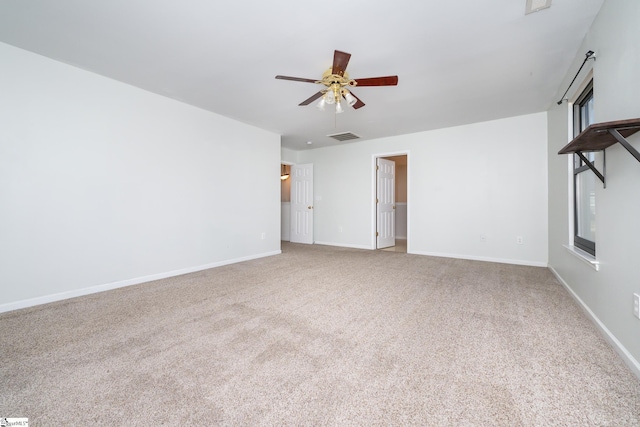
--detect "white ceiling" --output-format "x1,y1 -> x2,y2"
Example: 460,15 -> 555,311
0,0 -> 604,151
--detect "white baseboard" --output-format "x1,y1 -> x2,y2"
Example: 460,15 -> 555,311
313,241 -> 372,250
0,250 -> 282,314
549,266 -> 640,380
410,250 -> 548,267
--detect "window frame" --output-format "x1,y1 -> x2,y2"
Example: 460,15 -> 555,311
572,80 -> 596,256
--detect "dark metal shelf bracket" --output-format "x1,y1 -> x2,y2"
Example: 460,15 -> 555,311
576,151 -> 606,188
608,129 -> 640,163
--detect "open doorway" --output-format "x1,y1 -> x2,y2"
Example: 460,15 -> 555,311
375,154 -> 407,253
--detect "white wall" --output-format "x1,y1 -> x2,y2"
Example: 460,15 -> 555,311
0,43 -> 281,311
297,113 -> 548,266
281,147 -> 298,165
547,0 -> 640,375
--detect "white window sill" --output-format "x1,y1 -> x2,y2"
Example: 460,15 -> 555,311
564,245 -> 599,271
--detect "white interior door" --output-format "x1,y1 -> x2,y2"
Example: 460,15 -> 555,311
290,164 -> 314,244
377,158 -> 395,249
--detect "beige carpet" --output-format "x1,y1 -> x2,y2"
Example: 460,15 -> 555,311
1,242 -> 639,426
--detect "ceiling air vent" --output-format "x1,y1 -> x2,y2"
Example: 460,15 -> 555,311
525,0 -> 551,14
327,132 -> 361,142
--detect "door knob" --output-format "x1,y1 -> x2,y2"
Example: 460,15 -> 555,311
307,205 -> 313,209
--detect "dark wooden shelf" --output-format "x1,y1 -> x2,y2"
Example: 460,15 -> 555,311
558,118 -> 640,154
558,118 -> 640,188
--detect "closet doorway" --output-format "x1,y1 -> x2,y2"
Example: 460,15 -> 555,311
376,154 -> 407,253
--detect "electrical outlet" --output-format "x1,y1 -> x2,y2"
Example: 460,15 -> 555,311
634,293 -> 640,319
516,236 -> 524,245
261,232 -> 266,240
339,226 -> 343,233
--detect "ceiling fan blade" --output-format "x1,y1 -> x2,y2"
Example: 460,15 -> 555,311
354,76 -> 399,87
299,91 -> 324,106
276,75 -> 318,83
346,91 -> 366,109
332,50 -> 351,77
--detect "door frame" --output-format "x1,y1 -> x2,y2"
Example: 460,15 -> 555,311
371,151 -> 409,251
280,161 -> 294,242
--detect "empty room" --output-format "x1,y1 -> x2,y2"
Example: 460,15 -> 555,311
1,0 -> 639,425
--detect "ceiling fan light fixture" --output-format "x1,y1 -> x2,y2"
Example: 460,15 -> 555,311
335,101 -> 344,114
316,97 -> 326,111
343,90 -> 357,106
324,91 -> 335,105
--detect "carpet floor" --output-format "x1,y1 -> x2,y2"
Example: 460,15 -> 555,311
1,242 -> 639,426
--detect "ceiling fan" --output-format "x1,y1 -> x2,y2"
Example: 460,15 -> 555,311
275,50 -> 398,113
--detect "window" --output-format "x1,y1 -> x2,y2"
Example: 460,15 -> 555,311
573,81 -> 596,255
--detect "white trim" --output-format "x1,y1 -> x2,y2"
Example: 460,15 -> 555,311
410,250 -> 548,267
563,244 -> 599,271
568,69 -> 594,104
314,241 -> 372,250
567,153 -> 574,245
0,250 -> 282,314
548,266 -> 640,380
